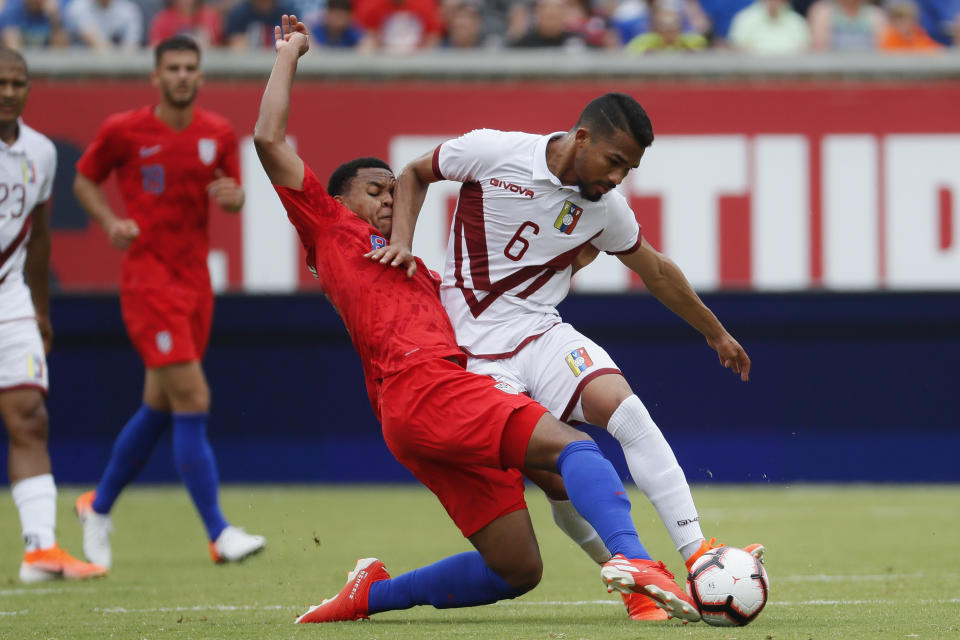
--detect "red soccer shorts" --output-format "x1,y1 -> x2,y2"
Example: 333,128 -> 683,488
120,287 -> 213,369
379,357 -> 548,538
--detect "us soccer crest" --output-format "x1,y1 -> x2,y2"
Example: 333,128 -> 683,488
564,347 -> 593,376
198,138 -> 217,166
554,200 -> 584,235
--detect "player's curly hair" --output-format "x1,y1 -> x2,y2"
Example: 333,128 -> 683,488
328,157 -> 393,196
576,93 -> 654,148
155,35 -> 201,67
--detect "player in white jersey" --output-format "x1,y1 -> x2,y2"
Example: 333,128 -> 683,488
371,93 -> 762,621
0,48 -> 107,583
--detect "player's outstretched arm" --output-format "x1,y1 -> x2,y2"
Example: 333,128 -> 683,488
24,202 -> 52,354
618,238 -> 751,381
253,14 -> 308,190
366,149 -> 442,277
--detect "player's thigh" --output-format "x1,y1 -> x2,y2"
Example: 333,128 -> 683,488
379,359 -> 538,467
121,288 -> 204,370
0,387 -> 47,439
395,449 -> 530,540
0,319 -> 49,399
465,356 -> 527,396
149,361 -> 210,412
517,323 -> 622,424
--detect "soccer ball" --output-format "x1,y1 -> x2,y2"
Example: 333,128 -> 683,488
686,547 -> 769,627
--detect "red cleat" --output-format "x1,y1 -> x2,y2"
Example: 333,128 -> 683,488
295,558 -> 390,623
621,592 -> 670,621
685,538 -> 766,572
601,555 -> 700,623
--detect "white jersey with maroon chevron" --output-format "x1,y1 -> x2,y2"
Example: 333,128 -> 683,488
0,119 -> 56,324
433,128 -> 640,358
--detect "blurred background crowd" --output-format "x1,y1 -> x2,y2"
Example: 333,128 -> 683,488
1,0 -> 958,56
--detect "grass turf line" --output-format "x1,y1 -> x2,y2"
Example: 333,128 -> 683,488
1,484 -> 958,640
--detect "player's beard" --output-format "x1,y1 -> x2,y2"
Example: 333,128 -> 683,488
577,179 -> 604,202
163,83 -> 197,109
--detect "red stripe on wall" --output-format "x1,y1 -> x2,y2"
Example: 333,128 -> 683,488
940,187 -> 954,251
719,195 -> 751,288
629,196 -> 661,290
809,136 -> 823,285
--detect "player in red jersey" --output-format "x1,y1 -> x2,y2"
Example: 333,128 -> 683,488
256,16 -> 702,624
71,35 -> 265,569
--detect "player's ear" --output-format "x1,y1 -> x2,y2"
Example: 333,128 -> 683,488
574,128 -> 591,147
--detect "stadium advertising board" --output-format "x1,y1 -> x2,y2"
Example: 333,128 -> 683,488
32,81 -> 959,293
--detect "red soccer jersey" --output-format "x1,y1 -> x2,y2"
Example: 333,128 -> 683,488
274,165 -> 465,415
76,105 -> 240,292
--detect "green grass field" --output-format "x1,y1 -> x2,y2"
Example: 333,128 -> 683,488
2,484 -> 958,640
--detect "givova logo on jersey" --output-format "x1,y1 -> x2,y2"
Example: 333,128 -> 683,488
554,201 -> 583,235
564,347 -> 593,377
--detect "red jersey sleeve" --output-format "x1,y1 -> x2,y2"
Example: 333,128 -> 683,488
273,165 -> 343,266
76,113 -> 128,183
217,125 -> 241,182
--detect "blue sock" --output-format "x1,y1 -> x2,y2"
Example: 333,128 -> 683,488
93,404 -> 170,514
172,412 -> 228,541
368,551 -> 526,613
557,440 -> 651,560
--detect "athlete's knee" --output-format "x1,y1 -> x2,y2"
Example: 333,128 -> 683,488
168,385 -> 210,413
498,555 -> 542,593
4,396 -> 49,447
581,374 -> 634,427
524,413 -> 592,472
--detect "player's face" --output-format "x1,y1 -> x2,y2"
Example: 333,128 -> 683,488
152,50 -> 203,108
573,128 -> 645,202
0,62 -> 29,126
337,168 -> 396,236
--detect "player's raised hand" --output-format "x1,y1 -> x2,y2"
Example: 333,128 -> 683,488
274,14 -> 309,57
208,168 -> 244,211
365,244 -> 418,278
706,331 -> 751,382
107,218 -> 140,249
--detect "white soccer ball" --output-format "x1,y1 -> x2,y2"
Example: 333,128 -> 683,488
686,547 -> 769,627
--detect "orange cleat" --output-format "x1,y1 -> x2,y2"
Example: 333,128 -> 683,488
685,538 -> 765,572
19,544 -> 108,584
601,555 -> 700,623
621,591 -> 670,620
295,558 -> 390,623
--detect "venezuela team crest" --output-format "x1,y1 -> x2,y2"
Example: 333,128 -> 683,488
565,347 -> 593,376
554,200 -> 584,235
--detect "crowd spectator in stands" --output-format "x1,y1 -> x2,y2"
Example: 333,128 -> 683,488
729,0 -> 811,52
0,0 -> 70,47
510,0 -> 585,47
699,0 -> 752,41
310,0 -> 368,47
912,0 -> 959,44
354,0 -> 445,52
878,0 -> 941,48
149,0 -> 223,45
441,0 -> 486,47
807,0 -> 885,50
607,0 -> 650,42
225,0 -> 297,48
65,0 -> 144,49
566,0 -> 620,47
627,0 -> 709,50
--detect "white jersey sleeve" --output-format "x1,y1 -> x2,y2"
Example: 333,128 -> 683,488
36,136 -> 57,204
436,129 -> 512,184
592,189 -> 641,255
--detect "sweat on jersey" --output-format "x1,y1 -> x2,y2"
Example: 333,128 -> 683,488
273,165 -> 466,417
75,106 -> 240,293
433,129 -> 642,359
0,119 -> 56,323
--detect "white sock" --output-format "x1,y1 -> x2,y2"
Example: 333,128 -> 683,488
11,474 -> 57,551
607,395 -> 705,555
548,497 -> 612,565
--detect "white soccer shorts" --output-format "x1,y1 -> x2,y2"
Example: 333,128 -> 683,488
0,319 -> 49,393
466,322 -> 620,424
